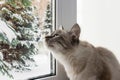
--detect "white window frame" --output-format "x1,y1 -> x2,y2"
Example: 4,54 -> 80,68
40,0 -> 77,80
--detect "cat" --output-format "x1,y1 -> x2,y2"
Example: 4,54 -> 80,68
44,23 -> 120,80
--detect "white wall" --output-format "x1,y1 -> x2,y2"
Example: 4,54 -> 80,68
77,0 -> 120,62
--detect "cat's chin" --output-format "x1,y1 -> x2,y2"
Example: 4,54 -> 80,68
48,43 -> 55,47
44,44 -> 61,53
43,41 -> 55,51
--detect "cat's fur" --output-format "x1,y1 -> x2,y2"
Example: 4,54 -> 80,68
45,23 -> 120,80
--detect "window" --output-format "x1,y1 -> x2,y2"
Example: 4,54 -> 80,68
0,0 -> 56,80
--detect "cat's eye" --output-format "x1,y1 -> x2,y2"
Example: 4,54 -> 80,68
54,34 -> 59,37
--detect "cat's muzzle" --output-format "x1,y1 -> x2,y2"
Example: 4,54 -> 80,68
45,36 -> 54,47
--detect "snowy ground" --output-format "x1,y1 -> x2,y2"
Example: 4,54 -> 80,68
0,51 -> 51,80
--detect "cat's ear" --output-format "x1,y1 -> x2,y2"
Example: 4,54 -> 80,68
58,25 -> 64,30
70,23 -> 81,39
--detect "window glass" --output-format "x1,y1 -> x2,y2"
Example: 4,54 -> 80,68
0,0 -> 55,80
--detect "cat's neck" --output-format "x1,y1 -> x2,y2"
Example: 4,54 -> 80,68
52,40 -> 95,63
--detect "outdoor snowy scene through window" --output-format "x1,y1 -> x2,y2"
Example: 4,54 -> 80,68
0,0 -> 55,80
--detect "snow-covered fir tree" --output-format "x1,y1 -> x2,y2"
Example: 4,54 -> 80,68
0,0 -> 42,78
43,3 -> 52,35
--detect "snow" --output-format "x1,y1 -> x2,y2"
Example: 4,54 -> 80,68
12,14 -> 23,22
12,53 -> 51,80
0,20 -> 17,43
0,48 -> 51,80
0,52 -> 3,60
0,1 -> 5,4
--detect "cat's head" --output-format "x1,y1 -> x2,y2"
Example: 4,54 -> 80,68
45,23 -> 81,53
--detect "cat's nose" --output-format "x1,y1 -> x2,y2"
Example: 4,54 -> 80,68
45,36 -> 52,39
45,36 -> 52,41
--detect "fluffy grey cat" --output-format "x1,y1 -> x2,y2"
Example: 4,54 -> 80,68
45,23 -> 120,80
